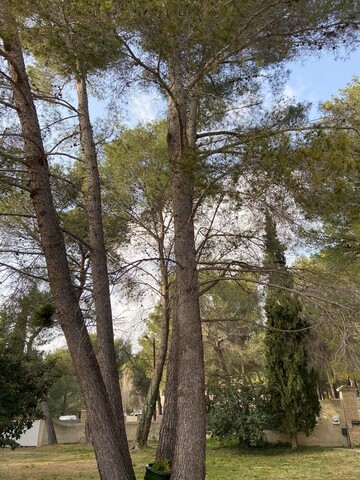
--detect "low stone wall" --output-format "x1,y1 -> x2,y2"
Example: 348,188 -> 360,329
264,399 -> 348,447
300,399 -> 348,447
37,416 -> 162,446
338,386 -> 360,447
124,419 -> 162,442
38,419 -> 86,446
27,388 -> 360,448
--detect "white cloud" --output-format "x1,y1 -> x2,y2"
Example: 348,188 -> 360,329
127,92 -> 165,126
283,78 -> 309,101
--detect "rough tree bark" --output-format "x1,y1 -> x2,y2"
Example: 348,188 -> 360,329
75,74 -> 129,445
40,400 -> 57,445
165,72 -> 206,479
156,304 -> 179,462
0,6 -> 135,479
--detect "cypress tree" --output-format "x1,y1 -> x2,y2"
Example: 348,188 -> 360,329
264,213 -> 320,448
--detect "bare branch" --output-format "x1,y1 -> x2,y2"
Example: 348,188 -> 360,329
122,40 -> 172,97
201,315 -> 318,333
0,261 -> 48,282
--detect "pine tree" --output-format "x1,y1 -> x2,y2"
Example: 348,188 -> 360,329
264,213 -> 320,448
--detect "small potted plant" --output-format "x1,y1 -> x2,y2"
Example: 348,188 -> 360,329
144,458 -> 171,479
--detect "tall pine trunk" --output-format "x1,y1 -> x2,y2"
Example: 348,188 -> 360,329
75,75 -> 130,455
0,7 -> 135,479
165,81 -> 206,479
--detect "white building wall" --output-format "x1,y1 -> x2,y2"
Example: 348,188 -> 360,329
17,420 -> 41,447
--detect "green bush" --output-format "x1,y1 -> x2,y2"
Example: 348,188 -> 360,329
152,458 -> 171,473
0,350 -> 47,448
206,382 -> 275,448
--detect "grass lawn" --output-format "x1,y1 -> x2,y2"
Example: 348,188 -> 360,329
0,440 -> 359,479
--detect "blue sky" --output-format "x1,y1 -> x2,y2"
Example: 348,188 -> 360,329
121,49 -> 360,126
89,47 -> 360,126
285,48 -> 360,115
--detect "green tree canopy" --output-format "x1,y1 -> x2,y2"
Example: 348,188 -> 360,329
0,286 -> 52,448
45,348 -> 84,419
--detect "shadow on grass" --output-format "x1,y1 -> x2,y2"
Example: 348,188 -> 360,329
206,438 -> 329,457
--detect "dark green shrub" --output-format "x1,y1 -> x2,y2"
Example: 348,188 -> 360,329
206,382 -> 274,447
0,349 -> 47,448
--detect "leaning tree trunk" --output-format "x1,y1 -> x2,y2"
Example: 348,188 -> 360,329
0,8 -> 135,480
165,80 -> 206,480
158,395 -> 162,415
135,253 -> 171,447
156,304 -> 179,462
41,400 -> 57,445
75,74 -> 129,448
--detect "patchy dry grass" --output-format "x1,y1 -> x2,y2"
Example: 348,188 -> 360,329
0,444 -> 98,480
205,440 -> 360,480
0,441 -> 359,479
